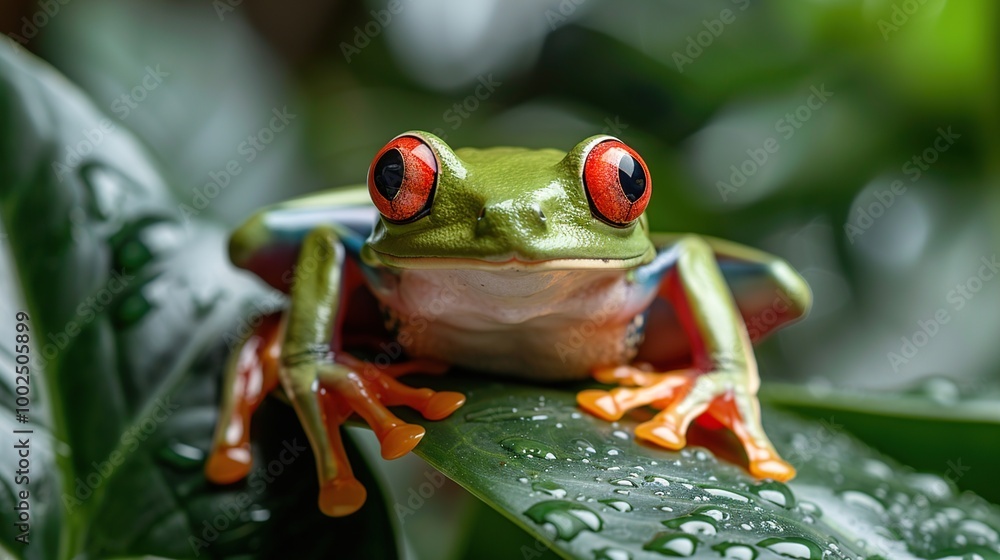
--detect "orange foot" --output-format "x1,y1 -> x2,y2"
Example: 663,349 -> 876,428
577,364 -> 794,481
206,320 -> 465,517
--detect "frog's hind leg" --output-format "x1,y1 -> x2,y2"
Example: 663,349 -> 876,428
205,311 -> 284,484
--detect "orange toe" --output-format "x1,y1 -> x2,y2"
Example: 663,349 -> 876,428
320,477 -> 367,517
577,390 -> 624,421
423,391 -> 466,420
380,424 -> 425,460
635,421 -> 686,450
205,445 -> 252,484
749,457 -> 796,481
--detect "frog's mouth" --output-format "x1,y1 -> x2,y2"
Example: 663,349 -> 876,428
366,249 -> 653,271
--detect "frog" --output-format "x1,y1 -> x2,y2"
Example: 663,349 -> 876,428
204,131 -> 812,517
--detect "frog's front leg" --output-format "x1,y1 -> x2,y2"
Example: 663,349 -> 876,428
210,226 -> 464,517
578,236 -> 803,481
282,226 -> 465,516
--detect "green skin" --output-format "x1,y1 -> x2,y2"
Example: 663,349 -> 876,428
213,131 -> 813,516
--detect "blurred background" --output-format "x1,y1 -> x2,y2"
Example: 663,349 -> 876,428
2,0 -> 997,556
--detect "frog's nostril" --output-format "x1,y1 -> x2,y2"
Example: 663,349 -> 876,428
533,203 -> 547,223
477,207 -> 486,222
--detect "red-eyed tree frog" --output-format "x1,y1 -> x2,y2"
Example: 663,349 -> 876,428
204,131 -> 812,517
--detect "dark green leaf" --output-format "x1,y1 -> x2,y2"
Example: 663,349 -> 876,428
762,379 -> 1000,503
404,376 -> 1000,560
0,45 -> 396,560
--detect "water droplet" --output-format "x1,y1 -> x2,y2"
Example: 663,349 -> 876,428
797,501 -> 823,517
712,542 -> 759,560
599,499 -> 633,512
646,475 -> 670,486
612,478 -> 638,488
607,448 -> 620,456
701,487 -> 750,502
524,500 -> 603,541
751,480 -> 796,508
246,505 -> 270,522
158,441 -> 204,469
693,507 -> 729,522
644,533 -> 699,557
861,459 -> 893,480
958,519 -> 999,543
907,473 -> 954,500
532,481 -> 567,498
839,490 -> 885,514
501,437 -> 558,460
907,375 -> 961,405
612,430 -> 629,440
757,537 -> 822,559
663,514 -> 718,536
594,547 -> 631,560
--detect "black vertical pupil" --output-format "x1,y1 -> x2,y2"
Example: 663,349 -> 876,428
617,154 -> 646,203
374,149 -> 405,200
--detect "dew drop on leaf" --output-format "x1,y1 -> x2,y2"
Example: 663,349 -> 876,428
757,537 -> 823,559
532,481 -> 567,498
662,514 -> 718,536
523,500 -> 603,541
712,542 -> 759,560
599,499 -> 633,512
501,437 -> 559,460
593,547 -> 631,560
751,480 -> 796,508
643,533 -> 699,557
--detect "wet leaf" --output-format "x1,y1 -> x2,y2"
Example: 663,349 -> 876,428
403,376 -> 1000,560
0,45 -> 395,560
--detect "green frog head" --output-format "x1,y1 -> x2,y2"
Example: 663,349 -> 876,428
362,130 -> 657,270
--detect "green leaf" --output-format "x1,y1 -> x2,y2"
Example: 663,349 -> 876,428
0,45 -> 396,559
403,376 -> 1000,560
762,379 -> 1000,504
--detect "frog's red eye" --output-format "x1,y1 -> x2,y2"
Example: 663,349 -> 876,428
368,135 -> 438,223
582,139 -> 651,226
